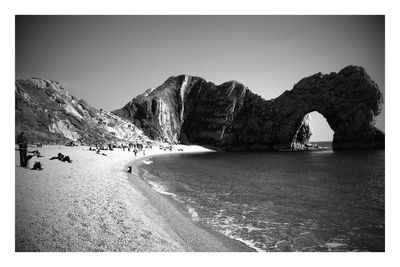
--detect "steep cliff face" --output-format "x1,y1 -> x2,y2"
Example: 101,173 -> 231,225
113,75 -> 253,146
114,66 -> 384,150
15,78 -> 149,144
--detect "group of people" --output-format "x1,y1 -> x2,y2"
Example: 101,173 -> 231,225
122,142 -> 147,152
159,144 -> 174,152
16,132 -> 183,172
17,133 -> 44,170
16,132 -> 73,170
90,141 -> 149,157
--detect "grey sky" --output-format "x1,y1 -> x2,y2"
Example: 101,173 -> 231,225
16,15 -> 384,141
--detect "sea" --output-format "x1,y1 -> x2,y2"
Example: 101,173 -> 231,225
138,142 -> 385,252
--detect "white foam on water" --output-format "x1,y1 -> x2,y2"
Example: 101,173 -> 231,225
206,210 -> 266,252
187,206 -> 199,222
142,160 -> 153,165
325,242 -> 347,248
244,225 -> 265,232
223,232 -> 265,252
147,181 -> 177,198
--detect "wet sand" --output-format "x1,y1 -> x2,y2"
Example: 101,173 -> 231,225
129,157 -> 254,252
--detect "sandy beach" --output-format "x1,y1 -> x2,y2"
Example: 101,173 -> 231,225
15,145 -> 253,252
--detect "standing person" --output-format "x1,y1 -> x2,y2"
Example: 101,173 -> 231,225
16,132 -> 28,167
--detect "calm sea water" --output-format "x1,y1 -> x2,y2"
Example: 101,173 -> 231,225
138,142 -> 385,252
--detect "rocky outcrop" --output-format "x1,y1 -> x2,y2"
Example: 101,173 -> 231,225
15,78 -> 150,145
114,66 -> 384,150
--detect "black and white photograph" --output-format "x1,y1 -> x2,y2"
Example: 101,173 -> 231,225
3,0 -> 400,265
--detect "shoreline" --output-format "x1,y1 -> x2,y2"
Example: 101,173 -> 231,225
126,148 -> 255,252
15,144 -> 253,252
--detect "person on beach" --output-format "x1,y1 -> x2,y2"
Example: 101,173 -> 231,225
26,155 -> 35,169
26,154 -> 43,170
27,149 -> 43,157
32,162 -> 43,170
96,148 -> 107,156
16,132 -> 28,167
134,148 -> 137,157
127,166 -> 132,173
50,153 -> 73,163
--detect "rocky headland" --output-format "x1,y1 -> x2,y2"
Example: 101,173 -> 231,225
15,66 -> 384,150
113,65 -> 384,151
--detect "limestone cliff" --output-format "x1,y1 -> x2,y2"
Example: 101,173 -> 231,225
113,66 -> 384,150
15,78 -> 149,145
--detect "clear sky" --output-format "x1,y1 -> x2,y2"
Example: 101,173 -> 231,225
15,15 -> 385,141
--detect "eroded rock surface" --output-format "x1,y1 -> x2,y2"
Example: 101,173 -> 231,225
114,66 -> 384,150
15,78 -> 149,144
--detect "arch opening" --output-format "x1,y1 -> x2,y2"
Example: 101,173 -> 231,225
308,111 -> 334,143
291,111 -> 334,150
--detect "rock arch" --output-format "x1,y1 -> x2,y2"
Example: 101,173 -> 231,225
114,65 -> 384,151
260,66 -> 384,150
198,65 -> 384,150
